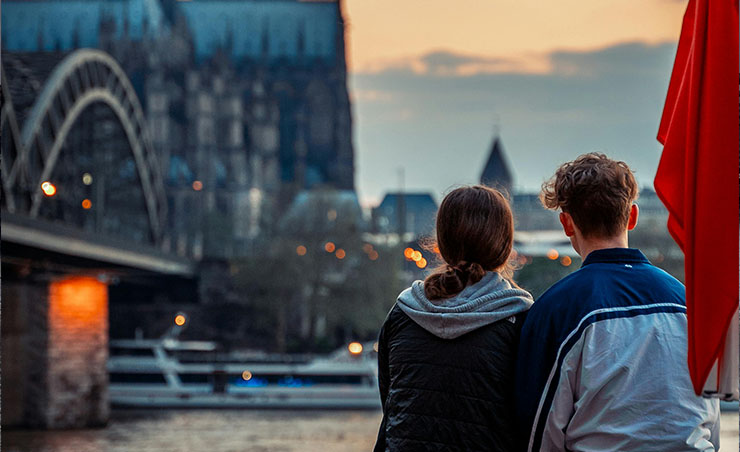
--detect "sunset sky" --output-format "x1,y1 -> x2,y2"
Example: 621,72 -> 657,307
344,0 -> 688,205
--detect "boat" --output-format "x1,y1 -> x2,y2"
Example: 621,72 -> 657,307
108,317 -> 381,409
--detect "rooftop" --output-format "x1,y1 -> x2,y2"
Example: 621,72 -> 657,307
2,0 -> 340,64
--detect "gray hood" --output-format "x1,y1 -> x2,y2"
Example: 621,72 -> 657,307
397,272 -> 534,339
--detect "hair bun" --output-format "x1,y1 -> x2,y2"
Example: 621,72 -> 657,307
454,261 -> 486,285
424,261 -> 486,300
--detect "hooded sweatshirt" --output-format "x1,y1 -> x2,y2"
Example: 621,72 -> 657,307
396,271 -> 534,339
374,272 -> 535,452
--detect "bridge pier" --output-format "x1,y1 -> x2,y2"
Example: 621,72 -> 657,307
2,275 -> 109,428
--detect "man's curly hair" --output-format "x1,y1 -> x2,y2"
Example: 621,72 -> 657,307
540,153 -> 639,238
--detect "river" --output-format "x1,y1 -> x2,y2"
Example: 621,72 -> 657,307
3,410 -> 737,451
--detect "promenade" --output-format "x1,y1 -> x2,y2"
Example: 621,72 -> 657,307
4,410 -> 737,451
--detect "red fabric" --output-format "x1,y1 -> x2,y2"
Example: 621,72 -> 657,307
655,0 -> 739,395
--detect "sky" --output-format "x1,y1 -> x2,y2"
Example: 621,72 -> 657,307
344,0 -> 688,206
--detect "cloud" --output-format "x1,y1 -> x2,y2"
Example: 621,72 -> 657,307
350,89 -> 393,103
358,49 -> 545,76
419,50 -> 525,76
355,42 -> 676,78
549,42 -> 677,78
351,41 -> 679,204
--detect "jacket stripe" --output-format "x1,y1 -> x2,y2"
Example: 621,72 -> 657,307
527,302 -> 687,452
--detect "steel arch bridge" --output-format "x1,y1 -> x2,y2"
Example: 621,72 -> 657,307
1,48 -> 168,246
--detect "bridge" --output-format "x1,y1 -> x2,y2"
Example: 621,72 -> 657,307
1,49 -> 194,428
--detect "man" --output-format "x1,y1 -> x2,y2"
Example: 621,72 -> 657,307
515,153 -> 719,452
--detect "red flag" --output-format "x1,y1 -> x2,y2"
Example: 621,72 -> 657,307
654,0 -> 739,395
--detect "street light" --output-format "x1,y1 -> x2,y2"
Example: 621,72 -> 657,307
41,181 -> 57,196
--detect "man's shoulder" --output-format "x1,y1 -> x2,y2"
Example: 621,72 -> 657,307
539,259 -> 683,304
529,267 -> 596,313
522,269 -> 594,340
527,260 -> 685,331
638,263 -> 686,293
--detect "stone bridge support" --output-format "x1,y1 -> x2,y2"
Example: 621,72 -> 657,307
2,275 -> 109,428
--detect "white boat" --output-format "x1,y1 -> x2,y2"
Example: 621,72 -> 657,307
108,335 -> 381,410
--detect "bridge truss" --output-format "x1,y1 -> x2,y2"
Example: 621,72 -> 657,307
1,49 -> 168,246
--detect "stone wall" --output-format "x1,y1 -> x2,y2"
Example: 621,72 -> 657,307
1,276 -> 109,428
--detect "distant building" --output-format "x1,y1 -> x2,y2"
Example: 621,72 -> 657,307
2,0 -> 355,258
372,193 -> 438,240
280,189 -> 366,236
511,193 -> 561,231
480,135 -> 513,195
634,187 -> 670,229
477,133 -> 558,231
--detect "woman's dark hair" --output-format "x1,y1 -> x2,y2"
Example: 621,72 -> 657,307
424,185 -> 515,300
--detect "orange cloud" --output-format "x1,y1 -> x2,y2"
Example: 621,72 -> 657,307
345,0 -> 685,74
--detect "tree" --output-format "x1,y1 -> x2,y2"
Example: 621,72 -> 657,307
233,188 -> 403,352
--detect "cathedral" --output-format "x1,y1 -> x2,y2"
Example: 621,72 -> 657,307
2,0 -> 355,257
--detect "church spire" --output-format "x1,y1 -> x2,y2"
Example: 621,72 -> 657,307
480,130 -> 514,195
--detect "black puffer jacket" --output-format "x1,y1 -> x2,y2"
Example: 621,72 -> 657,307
374,273 -> 532,452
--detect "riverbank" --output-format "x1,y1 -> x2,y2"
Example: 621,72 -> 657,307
3,409 -> 737,451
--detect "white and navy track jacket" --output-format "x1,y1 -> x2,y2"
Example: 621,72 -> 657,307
515,248 -> 719,452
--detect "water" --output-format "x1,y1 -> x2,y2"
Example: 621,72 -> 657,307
4,410 -> 737,451
3,410 -> 382,452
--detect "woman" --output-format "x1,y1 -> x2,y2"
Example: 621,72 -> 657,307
374,185 -> 533,451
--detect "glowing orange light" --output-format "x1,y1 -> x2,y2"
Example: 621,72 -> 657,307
82,199 -> 92,209
325,242 -> 336,253
49,276 -> 107,325
192,180 -> 203,191
363,243 -> 373,253
296,245 -> 307,256
242,370 -> 253,381
404,247 -> 414,259
348,342 -> 363,354
561,256 -> 572,266
41,181 -> 57,196
411,251 -> 422,262
369,250 -> 379,261
416,258 -> 427,269
174,314 -> 186,326
546,249 -> 559,260
336,248 -> 346,259
433,245 -> 440,254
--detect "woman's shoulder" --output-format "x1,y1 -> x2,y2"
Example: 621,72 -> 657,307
385,301 -> 414,326
380,301 -> 412,332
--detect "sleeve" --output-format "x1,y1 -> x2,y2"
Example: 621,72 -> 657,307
515,312 -> 540,451
514,301 -> 569,452
536,338 -> 581,452
373,319 -> 391,452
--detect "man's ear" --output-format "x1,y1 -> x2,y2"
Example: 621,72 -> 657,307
627,204 -> 639,231
559,212 -> 576,237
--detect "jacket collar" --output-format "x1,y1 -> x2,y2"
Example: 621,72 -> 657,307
582,248 -> 650,267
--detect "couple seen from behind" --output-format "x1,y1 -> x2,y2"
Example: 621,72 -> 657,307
373,153 -> 720,452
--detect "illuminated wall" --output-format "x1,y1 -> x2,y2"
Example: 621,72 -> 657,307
1,276 -> 109,428
46,277 -> 109,427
